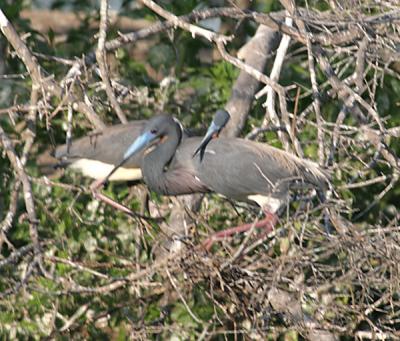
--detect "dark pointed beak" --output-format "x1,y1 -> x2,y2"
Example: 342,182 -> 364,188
193,121 -> 220,161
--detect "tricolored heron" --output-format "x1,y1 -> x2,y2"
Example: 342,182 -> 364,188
51,117 -> 203,181
48,117 -> 207,216
107,113 -> 329,249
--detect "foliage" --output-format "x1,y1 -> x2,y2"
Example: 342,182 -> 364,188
0,0 -> 400,339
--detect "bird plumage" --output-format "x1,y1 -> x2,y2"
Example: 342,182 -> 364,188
120,115 -> 329,211
177,137 -> 328,206
49,119 -> 196,181
55,121 -> 146,173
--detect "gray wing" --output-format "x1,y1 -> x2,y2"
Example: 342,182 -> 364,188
177,137 -> 328,202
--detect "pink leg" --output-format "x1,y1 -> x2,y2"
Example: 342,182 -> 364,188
202,211 -> 278,250
90,178 -> 106,191
90,178 -> 136,217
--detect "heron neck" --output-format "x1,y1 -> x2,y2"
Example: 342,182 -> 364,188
142,128 -> 181,194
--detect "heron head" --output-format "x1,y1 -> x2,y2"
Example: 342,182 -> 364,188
124,115 -> 182,160
193,109 -> 230,161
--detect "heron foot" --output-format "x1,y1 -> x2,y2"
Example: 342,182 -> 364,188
202,211 -> 277,251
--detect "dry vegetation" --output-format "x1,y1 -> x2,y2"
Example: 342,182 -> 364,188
0,0 -> 400,339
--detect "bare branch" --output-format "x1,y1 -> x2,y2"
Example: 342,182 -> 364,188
0,125 -> 39,252
96,0 -> 127,124
0,9 -> 105,129
139,0 -> 232,44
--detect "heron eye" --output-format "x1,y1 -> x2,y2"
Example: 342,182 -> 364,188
150,129 -> 158,134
